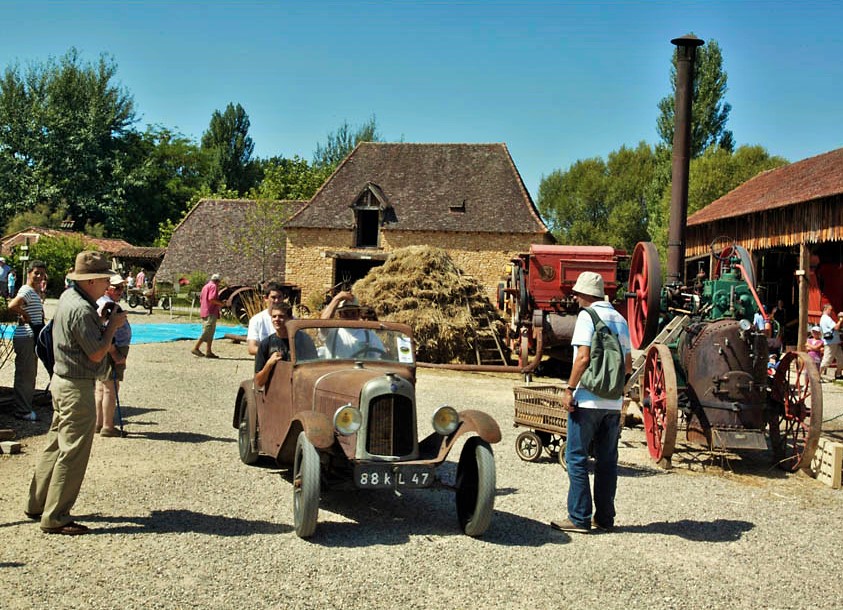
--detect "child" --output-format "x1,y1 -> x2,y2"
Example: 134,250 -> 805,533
767,353 -> 779,378
805,325 -> 824,368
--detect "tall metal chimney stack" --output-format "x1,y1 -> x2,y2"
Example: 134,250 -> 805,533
667,34 -> 704,285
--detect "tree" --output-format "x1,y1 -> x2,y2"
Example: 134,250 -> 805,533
313,115 -> 382,169
537,143 -> 655,253
200,103 -> 257,195
229,200 -> 300,284
117,125 -> 206,244
28,234 -> 90,295
0,48 -> 136,231
249,155 -> 331,201
656,39 -> 733,158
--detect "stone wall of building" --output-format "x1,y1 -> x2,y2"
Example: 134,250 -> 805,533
285,227 -> 552,308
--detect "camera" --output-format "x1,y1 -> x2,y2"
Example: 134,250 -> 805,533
102,301 -> 122,318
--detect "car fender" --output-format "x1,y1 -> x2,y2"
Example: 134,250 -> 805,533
418,409 -> 501,462
232,383 -> 251,429
293,411 -> 335,449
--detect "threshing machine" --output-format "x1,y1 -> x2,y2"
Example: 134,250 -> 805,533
626,35 -> 822,471
498,245 -> 628,367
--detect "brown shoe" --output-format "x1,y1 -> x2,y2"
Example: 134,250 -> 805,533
100,427 -> 123,438
42,522 -> 90,535
24,511 -> 42,521
205,352 -> 220,359
191,348 -> 204,357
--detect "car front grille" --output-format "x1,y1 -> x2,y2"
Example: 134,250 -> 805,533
366,394 -> 415,457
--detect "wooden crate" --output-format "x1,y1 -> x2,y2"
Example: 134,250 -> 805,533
810,437 -> 843,489
513,384 -> 568,435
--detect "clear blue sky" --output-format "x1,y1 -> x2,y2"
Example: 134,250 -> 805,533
3,1 -> 841,200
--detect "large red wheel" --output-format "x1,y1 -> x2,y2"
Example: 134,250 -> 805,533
640,344 -> 678,469
628,242 -> 662,349
769,351 -> 823,472
711,239 -> 757,287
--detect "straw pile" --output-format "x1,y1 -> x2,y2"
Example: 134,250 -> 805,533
352,246 -> 506,363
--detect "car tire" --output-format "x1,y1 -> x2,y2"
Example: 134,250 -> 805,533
293,431 -> 320,538
455,437 -> 496,537
237,396 -> 258,465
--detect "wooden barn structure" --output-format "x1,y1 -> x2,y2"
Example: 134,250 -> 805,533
686,147 -> 843,349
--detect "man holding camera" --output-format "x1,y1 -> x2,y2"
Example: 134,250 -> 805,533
95,274 -> 132,437
819,303 -> 843,382
26,251 -> 127,535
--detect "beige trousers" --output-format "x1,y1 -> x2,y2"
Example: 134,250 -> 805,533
26,375 -> 96,529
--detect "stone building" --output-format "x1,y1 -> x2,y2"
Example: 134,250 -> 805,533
284,142 -> 553,305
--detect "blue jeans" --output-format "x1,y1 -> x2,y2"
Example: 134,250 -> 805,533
565,408 -> 620,528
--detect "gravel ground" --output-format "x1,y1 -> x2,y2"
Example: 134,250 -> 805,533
1,303 -> 842,609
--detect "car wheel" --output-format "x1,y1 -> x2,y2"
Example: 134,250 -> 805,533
293,431 -> 320,538
237,396 -> 258,465
455,437 -> 496,537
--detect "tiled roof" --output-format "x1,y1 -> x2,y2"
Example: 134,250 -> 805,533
688,147 -> 843,225
286,142 -> 549,235
113,246 -> 166,260
155,198 -> 307,285
0,227 -> 133,255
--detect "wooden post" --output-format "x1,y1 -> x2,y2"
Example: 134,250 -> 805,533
797,243 -> 809,351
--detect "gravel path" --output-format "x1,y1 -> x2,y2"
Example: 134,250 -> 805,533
1,306 -> 841,609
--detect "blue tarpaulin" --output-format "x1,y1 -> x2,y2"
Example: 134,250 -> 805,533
130,323 -> 245,345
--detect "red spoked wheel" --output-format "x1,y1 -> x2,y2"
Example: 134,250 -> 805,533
640,344 -> 678,469
627,242 -> 662,349
769,351 -> 823,472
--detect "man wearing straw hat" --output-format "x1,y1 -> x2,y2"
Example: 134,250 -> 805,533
25,251 -> 127,535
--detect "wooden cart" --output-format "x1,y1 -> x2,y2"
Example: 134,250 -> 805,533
513,384 -> 569,466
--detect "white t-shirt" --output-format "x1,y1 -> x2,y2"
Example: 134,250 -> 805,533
247,309 -> 273,343
570,301 -> 631,411
13,285 -> 43,339
820,312 -> 840,346
324,328 -> 385,359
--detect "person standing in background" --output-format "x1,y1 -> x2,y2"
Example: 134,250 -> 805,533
9,260 -> 48,422
0,257 -> 10,297
192,273 -> 225,359
7,269 -> 17,298
95,275 -> 132,437
819,304 -> 843,382
135,268 -> 146,289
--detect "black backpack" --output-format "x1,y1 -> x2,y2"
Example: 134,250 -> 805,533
35,320 -> 55,378
578,307 -> 625,399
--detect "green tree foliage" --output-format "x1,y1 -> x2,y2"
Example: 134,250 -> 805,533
656,39 -> 734,158
249,155 -> 331,201
4,203 -> 68,235
313,115 -> 381,169
201,102 -> 257,195
537,143 -> 655,253
28,234 -> 90,295
0,48 -> 136,231
118,125 -> 206,244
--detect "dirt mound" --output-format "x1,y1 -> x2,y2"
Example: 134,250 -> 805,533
352,246 -> 506,363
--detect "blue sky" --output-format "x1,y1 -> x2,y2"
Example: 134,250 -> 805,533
3,1 -> 841,200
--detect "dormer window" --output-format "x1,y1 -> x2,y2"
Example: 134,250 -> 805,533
351,182 -> 396,248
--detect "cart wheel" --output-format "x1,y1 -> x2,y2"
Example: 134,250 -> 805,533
293,431 -> 320,538
456,437 -> 496,537
514,431 -> 543,462
641,344 -> 678,469
627,242 -> 662,349
128,294 -> 139,308
161,296 -> 171,311
769,351 -> 823,472
557,440 -> 568,470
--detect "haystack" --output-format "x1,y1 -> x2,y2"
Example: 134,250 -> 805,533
352,246 -> 506,363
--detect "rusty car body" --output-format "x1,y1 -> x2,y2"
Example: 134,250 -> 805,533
233,318 -> 501,538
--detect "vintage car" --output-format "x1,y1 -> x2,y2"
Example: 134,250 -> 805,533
233,318 -> 502,538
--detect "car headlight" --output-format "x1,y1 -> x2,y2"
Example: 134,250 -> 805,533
333,404 -> 362,435
432,405 -> 459,436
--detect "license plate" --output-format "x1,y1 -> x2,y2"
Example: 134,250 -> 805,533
354,464 -> 435,489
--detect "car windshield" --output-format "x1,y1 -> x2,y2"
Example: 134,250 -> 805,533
293,326 -> 415,364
